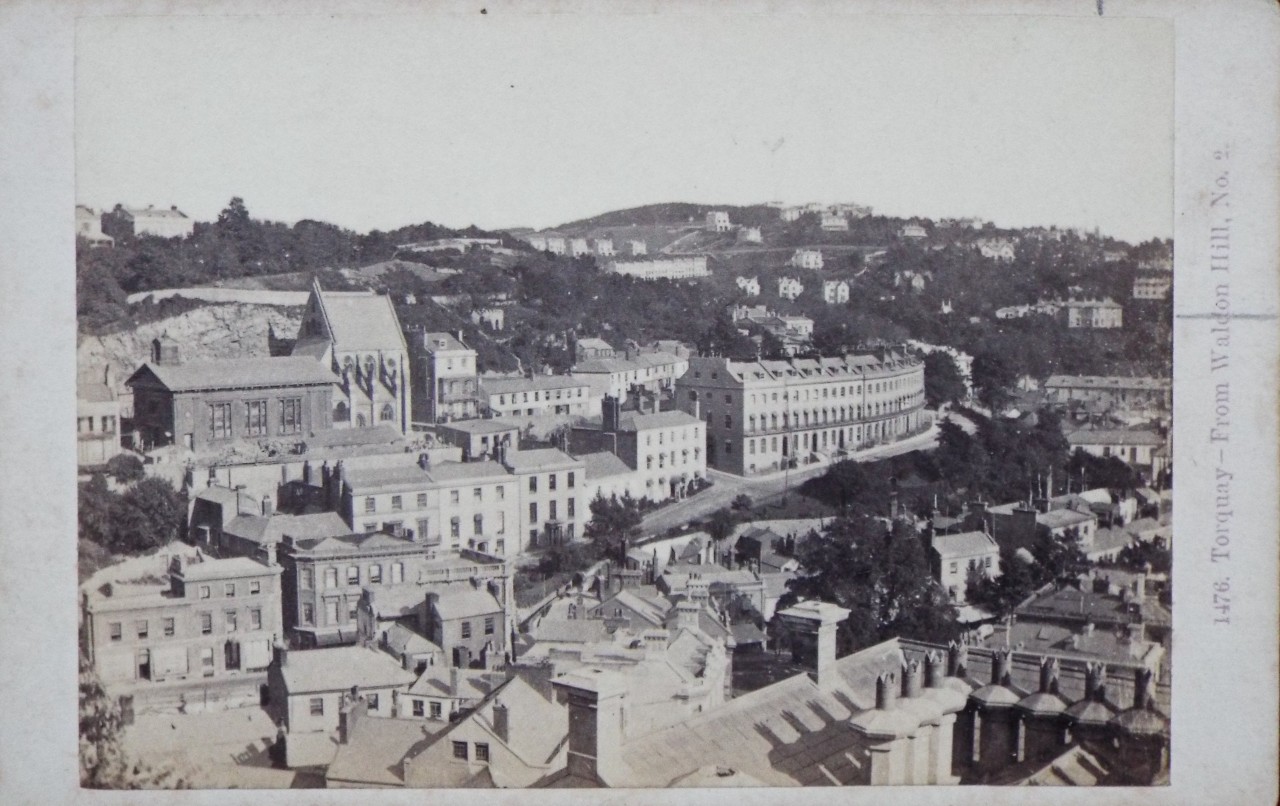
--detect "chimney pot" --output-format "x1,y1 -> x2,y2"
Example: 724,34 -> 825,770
875,672 -> 899,711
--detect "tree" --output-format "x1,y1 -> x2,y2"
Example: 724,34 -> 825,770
970,351 -> 1017,413
105,454 -> 145,484
115,478 -> 186,554
731,493 -> 754,512
782,516 -> 960,654
966,547 -> 1040,618
584,494 -> 643,558
1111,541 -> 1172,575
922,351 -> 967,408
704,507 -> 737,545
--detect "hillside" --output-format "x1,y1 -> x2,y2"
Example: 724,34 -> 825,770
77,302 -> 305,389
555,202 -> 781,233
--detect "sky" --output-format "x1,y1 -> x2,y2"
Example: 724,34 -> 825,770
76,11 -> 1173,243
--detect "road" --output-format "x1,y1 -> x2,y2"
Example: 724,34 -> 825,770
640,422 -> 943,534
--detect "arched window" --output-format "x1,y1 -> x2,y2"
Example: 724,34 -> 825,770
380,403 -> 395,422
333,401 -> 349,423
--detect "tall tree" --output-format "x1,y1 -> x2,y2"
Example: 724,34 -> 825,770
922,351 -> 967,408
782,516 -> 960,654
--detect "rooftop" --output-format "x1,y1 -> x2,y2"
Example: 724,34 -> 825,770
325,709 -> 444,787
128,356 -> 335,393
577,451 -> 633,480
279,644 -> 418,694
314,289 -> 408,353
1066,429 -> 1164,447
432,588 -> 503,621
503,448 -> 580,474
173,555 -> 277,582
437,419 -> 521,435
480,375 -> 589,395
931,530 -> 998,558
223,511 -> 352,547
616,410 -> 702,432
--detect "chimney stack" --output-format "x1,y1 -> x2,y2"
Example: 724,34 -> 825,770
1132,667 -> 1153,710
946,640 -> 969,678
1039,656 -> 1059,694
875,671 -> 899,711
492,700 -> 510,744
552,669 -> 628,785
261,495 -> 274,517
1084,662 -> 1107,701
901,659 -> 923,699
776,600 -> 852,690
674,600 -> 700,633
991,647 -> 1012,686
924,650 -> 946,688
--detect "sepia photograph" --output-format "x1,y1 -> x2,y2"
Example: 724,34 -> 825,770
54,2 -> 1211,795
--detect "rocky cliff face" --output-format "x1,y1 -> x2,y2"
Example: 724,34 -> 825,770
77,303 -> 306,391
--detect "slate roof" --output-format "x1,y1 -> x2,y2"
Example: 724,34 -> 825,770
481,375 -> 589,395
128,357 -> 335,393
419,331 -> 469,353
325,710 -> 443,787
384,623 -> 441,658
432,588 -> 502,621
1038,509 -> 1095,530
931,530 -> 998,558
572,352 -> 684,374
617,639 -> 905,786
503,448 -> 580,473
290,531 -> 418,555
279,645 -> 418,694
1066,429 -> 1164,446
224,512 -> 352,547
316,290 -> 408,353
533,618 -> 613,644
616,410 -> 702,432
578,451 -> 633,480
174,556 -> 276,581
437,418 -> 520,435
407,668 -> 506,700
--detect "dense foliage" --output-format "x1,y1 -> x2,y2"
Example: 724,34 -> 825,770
79,475 -> 187,555
922,351 -> 967,408
584,494 -> 644,560
778,516 -> 961,653
966,529 -> 1090,617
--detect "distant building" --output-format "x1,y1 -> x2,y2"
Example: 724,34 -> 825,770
674,350 -> 926,475
75,205 -> 114,247
1132,275 -> 1171,300
779,206 -> 804,222
822,280 -> 850,304
573,337 -> 615,362
412,331 -> 480,423
1066,428 -> 1166,470
570,350 -> 689,400
705,211 -> 732,232
427,588 -> 507,669
502,448 -> 588,547
1044,375 -> 1171,412
126,341 -> 336,454
789,249 -> 824,270
568,238 -> 591,258
571,397 -> 707,502
525,232 -> 567,254
737,226 -> 763,244
602,256 -> 709,280
777,276 -> 804,300
901,223 -> 927,239
480,375 -> 593,419
976,238 -> 1016,261
625,239 -> 647,256
435,419 -> 520,462
77,364 -> 122,466
928,530 -> 1000,604
82,554 -> 283,690
470,307 -> 505,331
1063,298 -> 1124,329
592,238 -> 616,257
735,276 -> 761,297
292,280 -> 413,434
820,213 -> 849,231
113,204 -> 194,239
